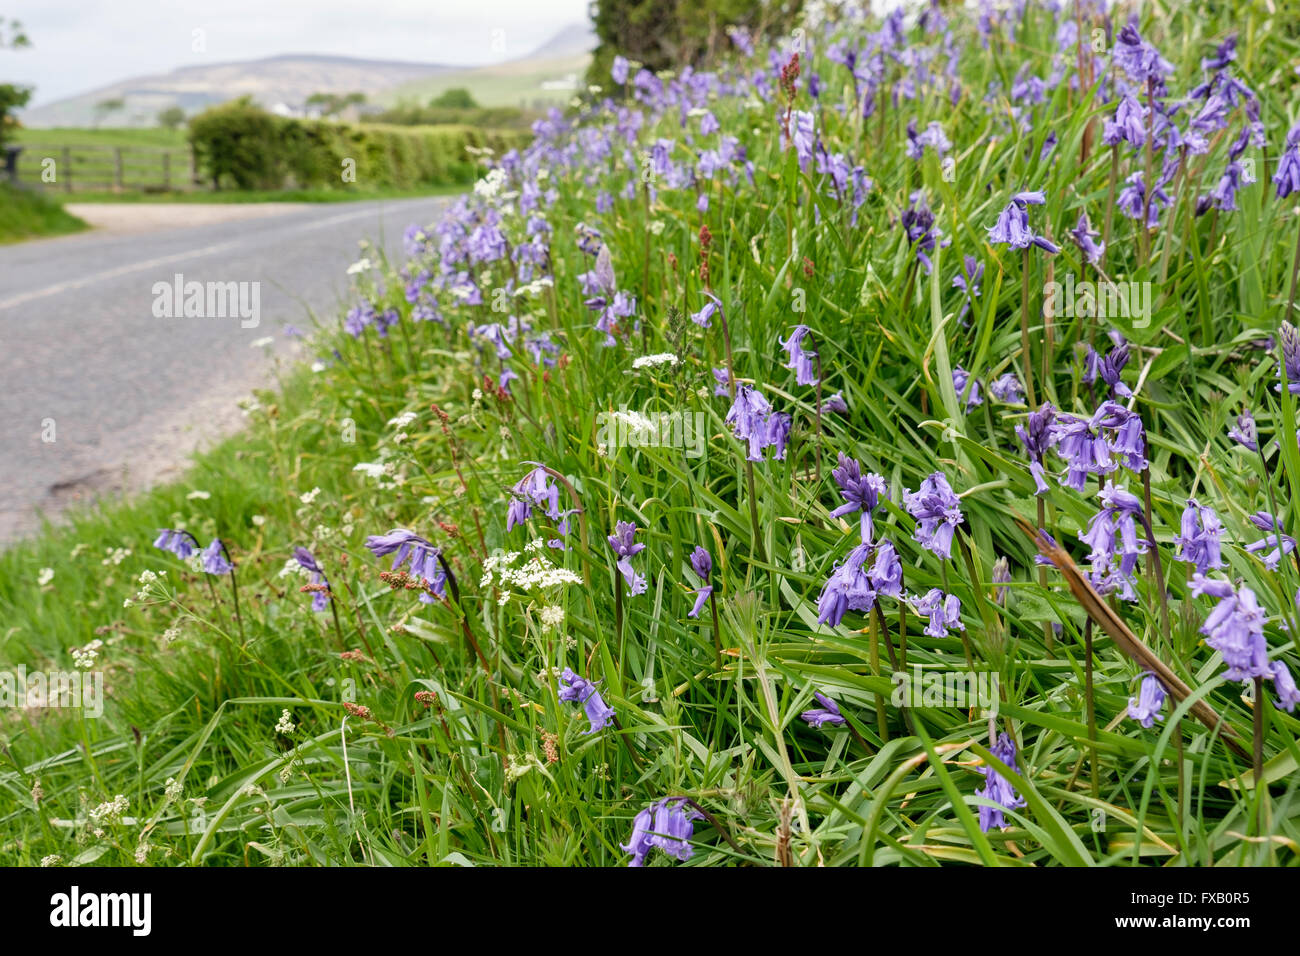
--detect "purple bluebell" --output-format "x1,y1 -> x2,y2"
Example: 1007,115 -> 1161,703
608,520 -> 647,596
558,667 -> 616,734
611,55 -> 629,85
1117,173 -> 1171,227
711,367 -> 731,397
992,556 -> 1011,606
779,325 -> 818,386
820,392 -> 849,415
1274,124 -> 1300,199
1271,661 -> 1300,712
293,546 -> 331,612
801,691 -> 847,729
1016,403 -> 1057,495
911,588 -> 965,639
725,385 -> 787,461
990,373 -> 1024,404
1193,576 -> 1270,682
154,528 -> 199,560
1068,212 -> 1105,266
829,453 -> 888,543
816,540 -> 902,626
1245,512 -> 1297,571
621,797 -> 702,867
692,292 -> 720,330
1079,481 -> 1148,601
903,472 -> 964,560
687,546 -> 713,619
975,732 -> 1026,832
363,528 -> 447,601
1174,499 -> 1226,575
988,191 -> 1059,253
1127,673 -> 1167,728
1112,23 -> 1173,87
1102,94 -> 1148,148
1279,323 -> 1300,394
1228,409 -> 1258,451
953,367 -> 983,411
200,539 -> 233,576
507,465 -> 562,532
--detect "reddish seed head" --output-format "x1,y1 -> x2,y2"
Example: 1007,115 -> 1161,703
802,256 -> 815,277
699,223 -> 712,248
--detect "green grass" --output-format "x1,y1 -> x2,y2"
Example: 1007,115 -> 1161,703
0,183 -> 87,243
3,2 -> 1300,868
13,126 -> 188,149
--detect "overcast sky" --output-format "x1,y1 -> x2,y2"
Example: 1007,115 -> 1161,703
4,0 -> 591,106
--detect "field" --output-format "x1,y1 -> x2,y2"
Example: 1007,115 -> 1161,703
3,0 -> 1300,868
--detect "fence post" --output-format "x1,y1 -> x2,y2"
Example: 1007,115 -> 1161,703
162,151 -> 171,191
62,146 -> 72,194
114,147 -> 123,192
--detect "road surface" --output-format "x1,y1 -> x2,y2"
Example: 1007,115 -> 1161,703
0,196 -> 450,545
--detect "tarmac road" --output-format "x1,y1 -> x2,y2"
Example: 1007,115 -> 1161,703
0,195 -> 450,545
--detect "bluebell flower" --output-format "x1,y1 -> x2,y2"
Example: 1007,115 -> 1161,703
1193,575 -> 1270,682
1273,123 -> 1300,199
1079,481 -> 1148,601
1174,499 -> 1226,575
687,546 -> 713,618
364,528 -> 447,601
1279,322 -> 1300,394
953,367 -> 983,411
990,373 -> 1024,404
1244,512 -> 1297,571
778,325 -> 818,386
200,539 -> 233,576
154,528 -> 199,559
1228,409 -> 1258,451
621,797 -> 702,867
911,588 -> 965,639
988,191 -> 1058,253
1068,211 -> 1105,265
820,392 -> 849,415
800,691 -> 847,728
558,667 -> 616,734
1016,402 -> 1057,495
829,453 -> 887,543
507,464 -> 562,532
293,546 -> 331,612
1127,673 -> 1167,728
816,542 -> 878,627
1271,661 -> 1300,712
903,472 -> 964,560
608,520 -> 647,596
976,732 -> 1026,832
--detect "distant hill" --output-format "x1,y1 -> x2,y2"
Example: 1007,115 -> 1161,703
18,24 -> 595,128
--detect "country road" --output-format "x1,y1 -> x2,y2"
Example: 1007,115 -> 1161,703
0,195 -> 451,545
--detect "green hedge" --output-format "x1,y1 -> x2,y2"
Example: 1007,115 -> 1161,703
188,99 -> 531,191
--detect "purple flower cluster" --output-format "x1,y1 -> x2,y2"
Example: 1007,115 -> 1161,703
724,384 -> 792,461
364,529 -> 447,602
608,520 -> 647,596
988,191 -> 1059,254
975,732 -> 1026,833
903,472 -> 964,560
558,667 -> 616,734
621,797 -> 703,867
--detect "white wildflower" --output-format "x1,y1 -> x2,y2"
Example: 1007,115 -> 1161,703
36,567 -> 53,586
275,710 -> 295,735
631,353 -> 679,369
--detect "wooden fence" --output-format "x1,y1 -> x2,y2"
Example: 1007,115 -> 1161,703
11,144 -> 200,194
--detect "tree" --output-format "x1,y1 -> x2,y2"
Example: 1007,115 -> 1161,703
430,87 -> 477,109
587,0 -> 803,87
0,16 -> 32,151
157,105 -> 186,129
305,91 -> 367,117
93,96 -> 125,128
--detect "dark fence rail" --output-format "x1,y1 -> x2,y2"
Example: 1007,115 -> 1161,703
11,144 -> 200,193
